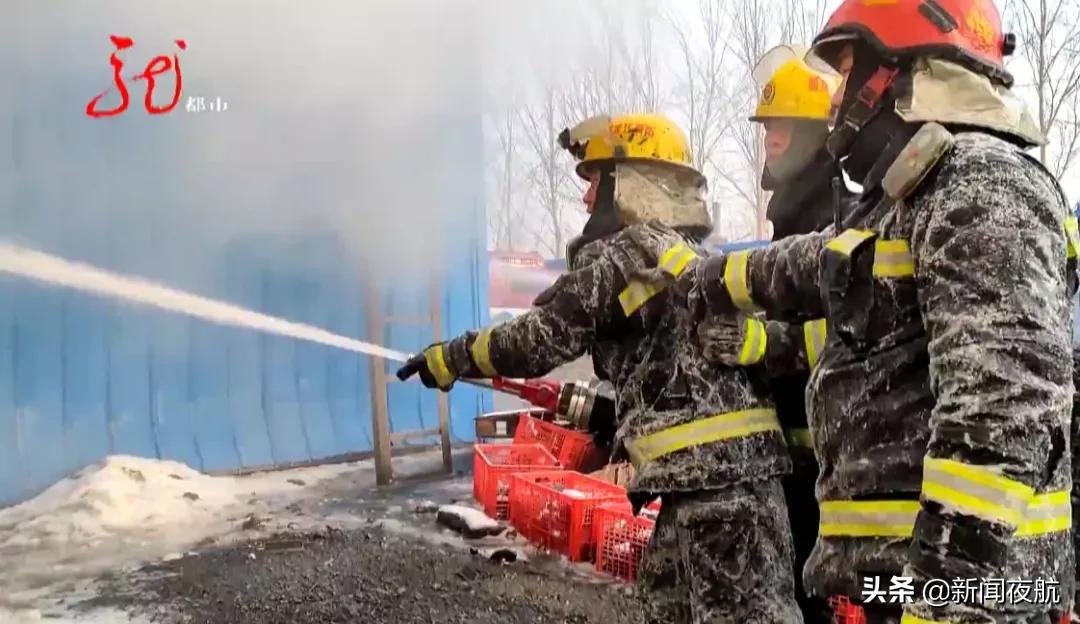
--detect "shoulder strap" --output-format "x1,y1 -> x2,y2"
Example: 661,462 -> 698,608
882,122 -> 956,201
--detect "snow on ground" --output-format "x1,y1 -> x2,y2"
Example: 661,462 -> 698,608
0,450 -> 454,622
0,604 -> 138,624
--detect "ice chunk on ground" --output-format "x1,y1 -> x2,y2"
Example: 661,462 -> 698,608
436,505 -> 503,538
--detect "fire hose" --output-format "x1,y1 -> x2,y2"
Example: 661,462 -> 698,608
458,376 -> 615,441
389,347 -> 616,440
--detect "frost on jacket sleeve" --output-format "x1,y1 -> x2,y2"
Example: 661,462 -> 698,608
462,257 -> 622,380
720,230 -> 831,324
761,320 -> 813,378
905,141 -> 1074,620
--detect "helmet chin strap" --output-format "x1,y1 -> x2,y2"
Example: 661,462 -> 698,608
566,165 -> 623,268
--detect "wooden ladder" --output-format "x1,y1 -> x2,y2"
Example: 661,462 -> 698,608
364,276 -> 453,486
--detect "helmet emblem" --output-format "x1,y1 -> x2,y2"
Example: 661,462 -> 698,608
964,8 -> 996,53
762,82 -> 776,104
808,76 -> 827,92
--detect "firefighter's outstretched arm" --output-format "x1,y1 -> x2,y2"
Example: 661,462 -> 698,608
698,316 -> 826,377
904,152 -> 1074,621
395,258 -> 619,390
630,225 -> 830,324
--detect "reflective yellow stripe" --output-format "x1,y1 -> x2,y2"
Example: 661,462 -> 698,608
818,500 -> 920,538
873,239 -> 915,278
659,243 -> 698,277
825,228 -> 875,256
738,318 -> 767,365
625,408 -> 779,469
470,327 -> 497,377
820,490 -> 1071,540
1065,216 -> 1079,259
900,615 -> 946,624
820,492 -> 1071,539
619,280 -> 660,316
1017,490 -> 1072,536
423,345 -> 455,388
724,251 -> 759,311
922,458 -> 1034,526
784,427 -> 812,449
802,318 -> 827,369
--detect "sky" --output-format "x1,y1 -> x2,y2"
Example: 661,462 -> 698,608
2,0 -> 491,283
1,0 -> 1073,272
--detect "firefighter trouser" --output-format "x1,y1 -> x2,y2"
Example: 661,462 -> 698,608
637,479 -> 803,624
828,599 -> 1070,624
784,446 -> 830,624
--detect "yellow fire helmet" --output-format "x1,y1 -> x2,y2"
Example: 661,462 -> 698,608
750,44 -> 841,122
558,113 -> 699,181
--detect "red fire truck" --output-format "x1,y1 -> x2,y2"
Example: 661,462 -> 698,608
488,251 -> 562,322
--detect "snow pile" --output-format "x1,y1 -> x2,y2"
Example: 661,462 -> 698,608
0,456 -> 237,552
0,454 -> 361,611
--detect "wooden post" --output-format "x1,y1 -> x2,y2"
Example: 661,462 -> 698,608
365,277 -> 393,486
431,277 -> 454,474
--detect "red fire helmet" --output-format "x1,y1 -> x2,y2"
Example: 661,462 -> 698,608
810,0 -> 1015,86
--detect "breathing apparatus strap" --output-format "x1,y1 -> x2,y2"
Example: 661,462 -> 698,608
826,66 -> 899,160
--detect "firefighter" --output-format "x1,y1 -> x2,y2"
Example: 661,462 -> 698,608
709,43 -> 854,624
630,1 -> 1077,622
396,113 -> 803,623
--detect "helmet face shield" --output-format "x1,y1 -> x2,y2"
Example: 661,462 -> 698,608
750,44 -> 841,123
753,45 -> 811,85
559,115 -> 611,163
806,34 -> 856,75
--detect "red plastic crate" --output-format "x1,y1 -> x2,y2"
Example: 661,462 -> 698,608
473,444 -> 560,520
593,501 -> 659,583
512,414 -> 596,470
508,470 -> 627,562
828,596 -> 866,624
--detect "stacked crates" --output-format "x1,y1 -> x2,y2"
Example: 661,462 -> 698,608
507,470 -> 626,562
471,416 -> 658,581
473,443 -> 559,519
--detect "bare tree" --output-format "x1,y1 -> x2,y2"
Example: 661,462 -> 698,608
1008,0 -> 1080,177
667,0 -> 740,229
611,0 -> 665,111
513,2 -> 665,257
487,104 -> 523,251
563,1 -> 662,118
726,0 -> 775,238
518,82 -> 577,258
779,0 -> 828,46
720,0 -> 827,239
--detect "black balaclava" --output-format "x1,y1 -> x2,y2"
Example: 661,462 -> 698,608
765,147 -> 840,239
762,121 -> 830,190
566,162 -> 622,267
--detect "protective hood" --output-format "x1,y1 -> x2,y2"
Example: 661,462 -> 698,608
763,121 -> 830,187
613,161 -> 712,235
766,148 -> 839,239
895,58 -> 1043,147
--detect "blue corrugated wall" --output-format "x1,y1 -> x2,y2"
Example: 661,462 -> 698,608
0,2 -> 491,506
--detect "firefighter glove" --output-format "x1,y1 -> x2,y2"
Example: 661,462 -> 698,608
697,314 -> 767,367
690,254 -> 738,320
395,335 -> 477,391
631,251 -> 735,324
